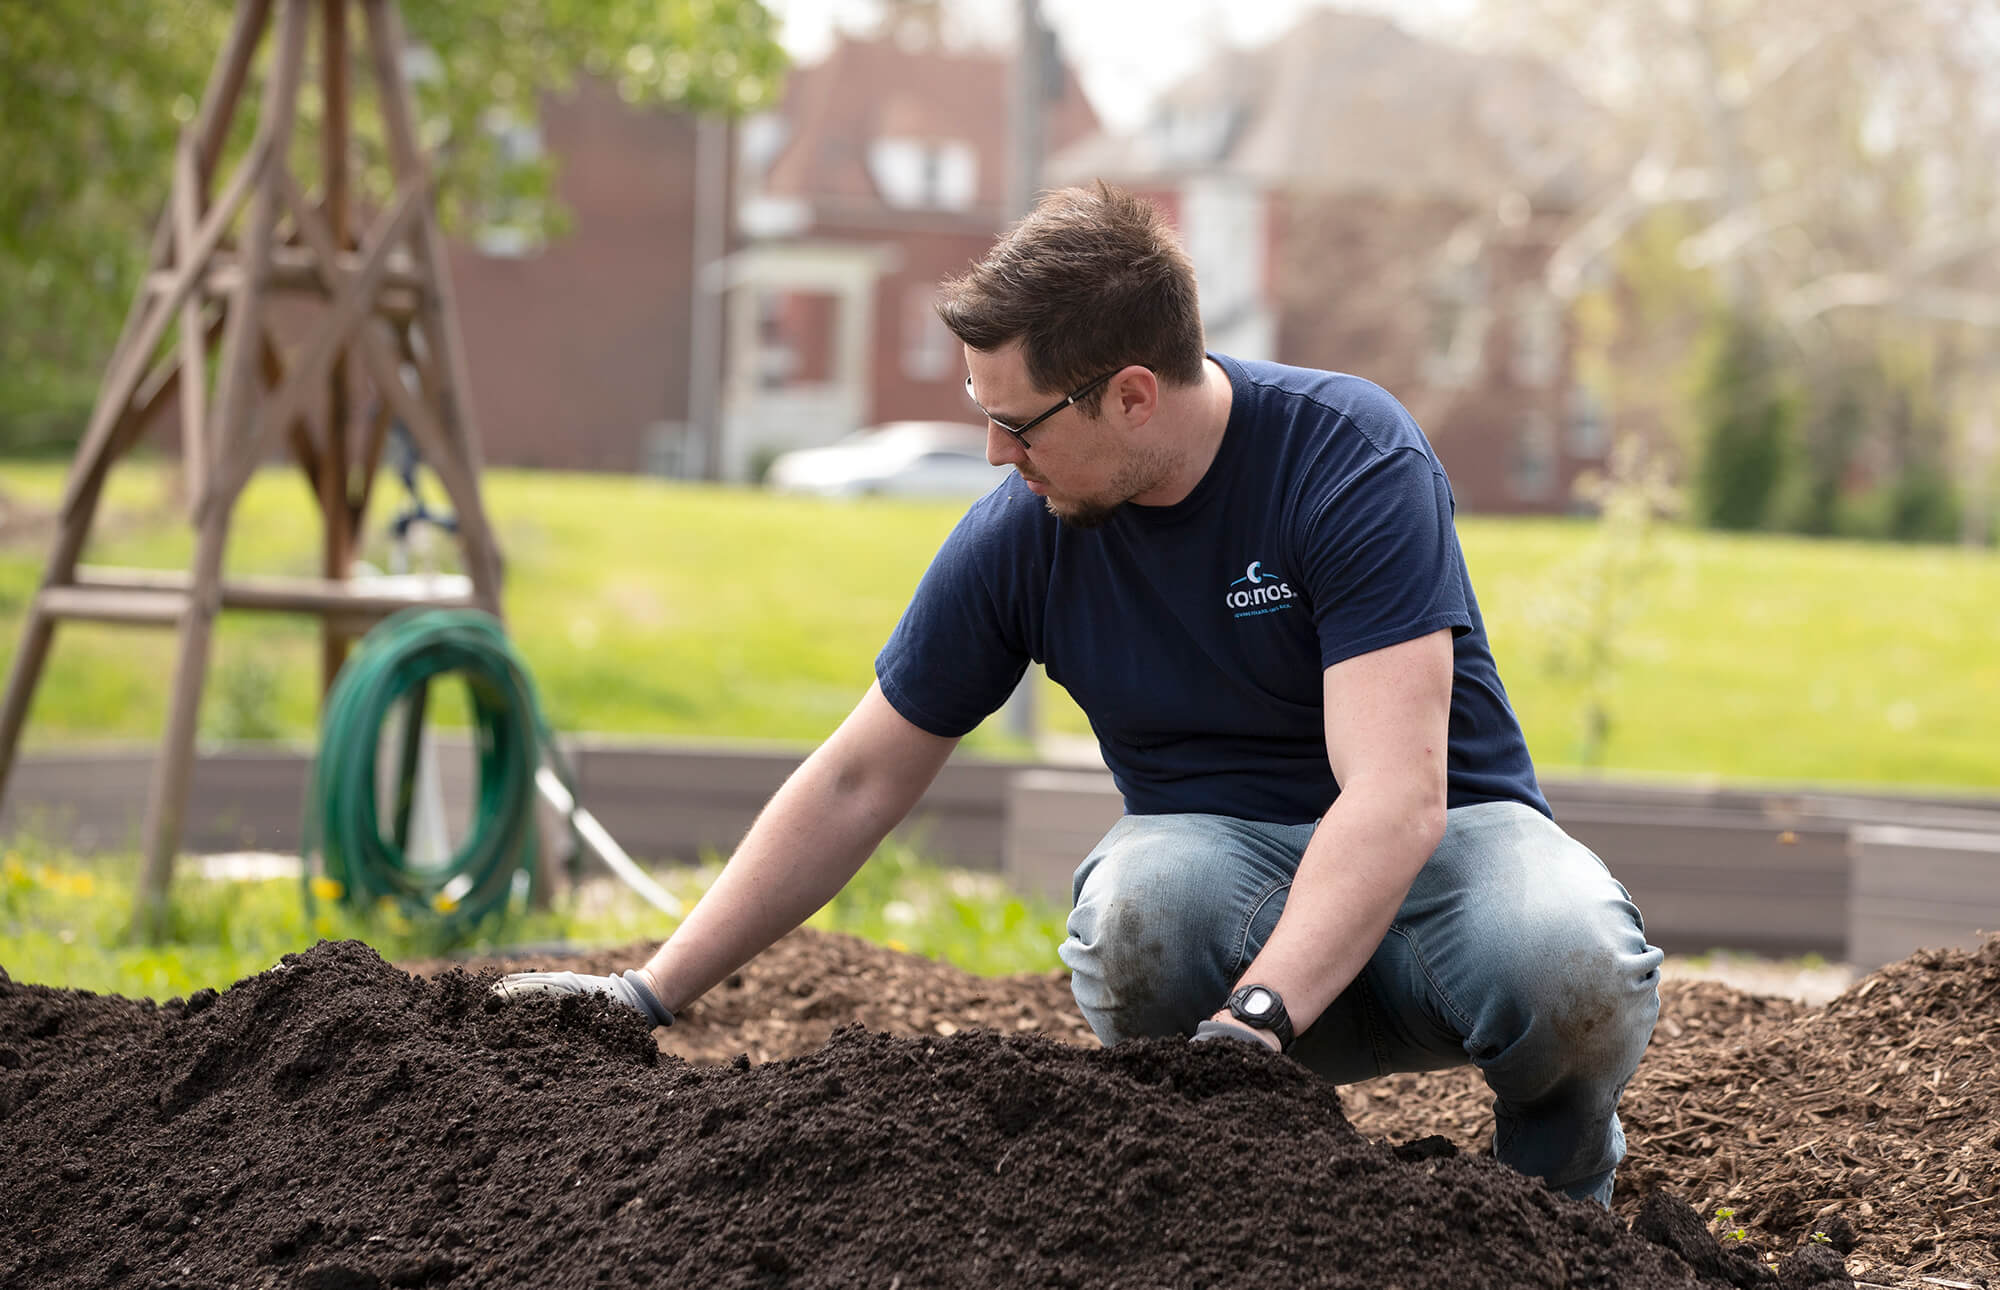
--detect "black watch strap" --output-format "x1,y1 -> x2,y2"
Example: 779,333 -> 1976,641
1225,983 -> 1295,1052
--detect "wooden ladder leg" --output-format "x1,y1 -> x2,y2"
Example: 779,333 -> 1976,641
0,609 -> 58,810
129,0 -> 308,939
131,513 -> 229,938
0,401 -> 132,810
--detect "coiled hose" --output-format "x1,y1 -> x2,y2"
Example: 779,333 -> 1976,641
303,608 -> 564,931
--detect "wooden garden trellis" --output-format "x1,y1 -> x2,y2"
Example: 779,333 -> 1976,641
0,0 -> 505,934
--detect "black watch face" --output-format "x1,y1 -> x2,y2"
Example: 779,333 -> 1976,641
1240,987 -> 1276,1019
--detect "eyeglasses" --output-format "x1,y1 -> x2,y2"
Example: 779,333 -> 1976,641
965,369 -> 1120,450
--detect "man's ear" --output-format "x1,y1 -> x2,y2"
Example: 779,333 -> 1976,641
1108,365 -> 1159,428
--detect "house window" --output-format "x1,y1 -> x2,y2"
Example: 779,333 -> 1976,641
867,138 -> 978,211
1510,287 -> 1562,388
1511,412 -> 1557,502
903,288 -> 955,382
473,109 -> 547,258
1567,384 -> 1608,459
738,112 -> 788,178
1423,258 -> 1489,388
1150,102 -> 1240,166
754,294 -> 795,390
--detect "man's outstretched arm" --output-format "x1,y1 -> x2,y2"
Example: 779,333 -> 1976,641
498,682 -> 959,1020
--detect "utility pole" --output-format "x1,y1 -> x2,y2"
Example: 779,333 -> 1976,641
1001,0 -> 1050,745
688,114 -> 728,480
1008,0 -> 1048,222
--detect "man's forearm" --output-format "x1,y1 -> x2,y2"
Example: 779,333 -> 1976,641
1224,787 -> 1444,1037
640,743 -> 930,1013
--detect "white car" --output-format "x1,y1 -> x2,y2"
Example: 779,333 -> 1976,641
764,421 -> 1012,499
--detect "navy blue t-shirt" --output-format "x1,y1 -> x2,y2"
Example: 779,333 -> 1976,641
875,353 -> 1548,825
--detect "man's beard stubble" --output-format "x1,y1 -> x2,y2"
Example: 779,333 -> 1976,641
1046,495 -> 1118,529
1038,442 -> 1173,531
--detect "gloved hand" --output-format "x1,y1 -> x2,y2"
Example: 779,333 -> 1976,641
1190,1018 -> 1279,1050
490,969 -> 675,1028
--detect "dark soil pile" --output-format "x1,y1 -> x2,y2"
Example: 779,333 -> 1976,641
420,928 -> 1099,1068
428,929 -> 2000,1286
1,944 -> 1847,1290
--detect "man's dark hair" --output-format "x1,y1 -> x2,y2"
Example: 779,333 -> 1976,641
937,182 -> 1206,416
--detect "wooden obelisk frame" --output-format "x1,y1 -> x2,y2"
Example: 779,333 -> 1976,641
0,0 -> 506,934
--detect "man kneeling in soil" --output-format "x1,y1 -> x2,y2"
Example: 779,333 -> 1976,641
498,184 -> 1664,1207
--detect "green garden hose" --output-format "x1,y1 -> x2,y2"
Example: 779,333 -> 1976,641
303,608 -> 566,931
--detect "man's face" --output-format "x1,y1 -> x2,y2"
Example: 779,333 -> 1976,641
963,344 -> 1166,530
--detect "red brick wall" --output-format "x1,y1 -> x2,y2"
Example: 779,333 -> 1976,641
444,82 -> 711,471
865,224 -> 1003,426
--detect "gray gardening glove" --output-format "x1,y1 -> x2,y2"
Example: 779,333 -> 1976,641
490,969 -> 674,1028
1190,1018 -> 1279,1050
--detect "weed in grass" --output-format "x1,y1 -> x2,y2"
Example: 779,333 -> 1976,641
1526,436 -> 1682,768
204,644 -> 285,742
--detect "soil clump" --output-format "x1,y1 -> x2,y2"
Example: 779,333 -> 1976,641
2,941 -> 1847,1289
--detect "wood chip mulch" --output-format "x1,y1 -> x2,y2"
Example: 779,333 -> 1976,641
424,932 -> 2000,1288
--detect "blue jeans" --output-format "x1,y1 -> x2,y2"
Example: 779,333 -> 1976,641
1059,800 -> 1662,1206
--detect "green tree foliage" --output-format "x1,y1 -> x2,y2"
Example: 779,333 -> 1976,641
1774,373 -> 1863,538
0,0 -> 784,453
1692,312 -> 1796,531
1771,337 -> 1977,545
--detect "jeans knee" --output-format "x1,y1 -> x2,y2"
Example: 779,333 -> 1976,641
1061,844 -> 1220,1042
1488,923 -> 1661,1087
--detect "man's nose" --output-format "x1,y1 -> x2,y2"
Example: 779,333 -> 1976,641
986,421 -> 1026,468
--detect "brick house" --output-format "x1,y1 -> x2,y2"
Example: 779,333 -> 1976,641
712,34 -> 1100,480
394,35 -> 1100,482
438,79 -> 727,474
1051,10 -> 1613,513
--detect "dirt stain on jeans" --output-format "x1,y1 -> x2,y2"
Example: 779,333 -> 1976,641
1099,899 -> 1170,1027
1551,946 -> 1651,1068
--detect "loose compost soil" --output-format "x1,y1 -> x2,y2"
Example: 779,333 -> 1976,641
3,943 -> 1851,1290
2,935 -> 1993,1287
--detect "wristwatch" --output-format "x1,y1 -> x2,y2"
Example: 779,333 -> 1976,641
1225,982 -> 1295,1053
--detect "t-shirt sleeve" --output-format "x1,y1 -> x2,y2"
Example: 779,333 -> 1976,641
874,500 -> 1038,738
1296,445 -> 1472,670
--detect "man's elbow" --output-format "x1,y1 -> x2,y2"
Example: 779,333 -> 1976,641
1406,791 -> 1447,862
1337,771 -> 1447,863
1377,778 -> 1446,865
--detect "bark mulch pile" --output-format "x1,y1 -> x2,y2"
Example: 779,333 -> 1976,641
1,941 -> 1864,1290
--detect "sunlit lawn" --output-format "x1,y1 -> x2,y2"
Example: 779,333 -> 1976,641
2,458 -> 1997,792
0,835 -> 1069,998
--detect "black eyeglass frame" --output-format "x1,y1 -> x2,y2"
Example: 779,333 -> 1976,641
965,369 -> 1121,450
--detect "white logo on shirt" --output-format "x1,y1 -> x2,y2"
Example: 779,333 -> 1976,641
1225,560 -> 1296,618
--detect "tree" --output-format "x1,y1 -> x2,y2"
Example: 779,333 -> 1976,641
1692,310 -> 1794,530
1474,0 -> 2000,539
0,0 -> 786,451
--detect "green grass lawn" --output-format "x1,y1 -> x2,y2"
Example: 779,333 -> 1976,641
0,836 -> 1069,997
2,458 -> 1997,792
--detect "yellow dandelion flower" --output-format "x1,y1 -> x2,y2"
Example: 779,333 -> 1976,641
310,876 -> 345,903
